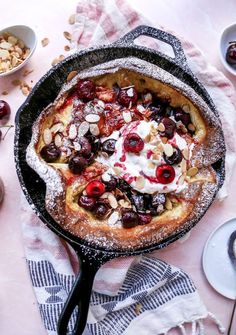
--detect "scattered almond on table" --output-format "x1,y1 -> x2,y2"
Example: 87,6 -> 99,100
41,37 -> 49,47
68,14 -> 76,25
0,31 -> 30,74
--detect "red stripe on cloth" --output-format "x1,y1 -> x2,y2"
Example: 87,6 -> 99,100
100,14 -> 119,41
116,0 -> 141,28
94,279 -> 122,292
102,256 -> 134,269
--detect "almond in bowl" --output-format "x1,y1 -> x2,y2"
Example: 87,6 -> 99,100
0,25 -> 37,77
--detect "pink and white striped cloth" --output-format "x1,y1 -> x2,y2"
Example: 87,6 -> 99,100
21,0 -> 236,334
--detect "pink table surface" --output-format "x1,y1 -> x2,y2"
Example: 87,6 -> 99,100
0,0 -> 236,334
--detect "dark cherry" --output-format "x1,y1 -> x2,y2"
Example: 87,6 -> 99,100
161,117 -> 176,139
91,139 -> 101,154
86,180 -> 105,198
93,202 -> 110,219
68,155 -> 87,174
103,176 -> 117,192
40,143 -> 61,162
78,137 -> 92,157
163,147 -> 183,165
150,105 -> 165,122
156,164 -> 175,184
138,213 -> 152,225
76,79 -> 95,101
0,100 -> 11,123
174,107 -> 191,126
118,179 -> 132,193
78,195 -> 96,210
130,193 -> 146,212
118,87 -> 138,107
226,41 -> 236,65
151,193 -> 166,207
124,133 -> 144,153
121,209 -> 139,228
102,139 -> 117,155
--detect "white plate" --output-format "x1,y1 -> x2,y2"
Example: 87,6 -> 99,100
202,218 -> 236,300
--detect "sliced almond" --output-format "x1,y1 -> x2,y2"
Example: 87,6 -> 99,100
182,148 -> 189,160
68,14 -> 76,24
64,45 -> 71,52
50,122 -> 64,134
135,176 -> 145,190
54,134 -> 62,147
157,122 -> 165,132
78,121 -> 89,136
113,167 -> 122,175
178,174 -> 186,185
182,104 -> 190,113
59,54 -> 65,61
108,193 -> 118,209
63,31 -> 72,41
188,123 -> 196,132
89,123 -> 100,136
100,192 -> 110,199
68,124 -> 77,140
11,79 -> 21,86
122,111 -> 132,123
165,197 -> 173,210
85,114 -> 100,123
118,199 -> 132,208
163,143 -> 174,157
161,137 -> 168,144
67,70 -> 77,82
137,104 -> 146,113
51,58 -> 59,66
73,141 -> 82,151
181,159 -> 187,172
144,133 -> 151,143
108,211 -> 120,225
41,38 -> 49,47
1,91 -> 8,95
187,167 -> 198,177
43,128 -> 52,144
148,161 -> 156,169
23,68 -> 34,77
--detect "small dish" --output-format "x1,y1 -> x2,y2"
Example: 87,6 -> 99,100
0,25 -> 37,77
219,23 -> 236,76
202,218 -> 236,299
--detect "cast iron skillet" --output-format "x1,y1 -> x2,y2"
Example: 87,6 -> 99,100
14,25 -> 225,335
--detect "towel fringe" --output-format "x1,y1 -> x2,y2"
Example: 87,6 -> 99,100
197,320 -> 205,335
178,324 -> 187,335
191,321 -> 197,335
208,312 -> 225,334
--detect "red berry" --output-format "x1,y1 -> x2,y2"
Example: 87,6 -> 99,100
118,88 -> 138,107
138,213 -> 152,225
86,180 -> 105,198
121,210 -> 139,228
78,195 -> 96,210
40,143 -> 61,162
124,133 -> 144,153
77,79 -> 95,101
0,100 -> 11,123
161,117 -> 176,139
68,155 -> 87,174
156,164 -> 175,184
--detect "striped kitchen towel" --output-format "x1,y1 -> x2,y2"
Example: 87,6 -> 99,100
22,197 -> 225,335
21,0 -> 236,334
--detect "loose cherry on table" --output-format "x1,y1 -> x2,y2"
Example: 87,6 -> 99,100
156,164 -> 175,184
0,100 -> 11,124
86,180 -> 105,198
124,133 -> 144,153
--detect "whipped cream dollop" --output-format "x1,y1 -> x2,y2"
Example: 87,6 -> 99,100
97,120 -> 193,194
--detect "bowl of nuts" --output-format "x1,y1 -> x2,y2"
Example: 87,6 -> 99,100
0,25 -> 37,77
220,23 -> 236,76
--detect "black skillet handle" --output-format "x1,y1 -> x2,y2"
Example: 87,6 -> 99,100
57,251 -> 101,335
114,25 -> 189,73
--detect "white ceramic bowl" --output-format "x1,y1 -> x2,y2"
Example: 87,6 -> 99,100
220,23 -> 236,76
0,25 -> 37,77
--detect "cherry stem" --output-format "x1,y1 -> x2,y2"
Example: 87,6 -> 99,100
1,125 -> 14,140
